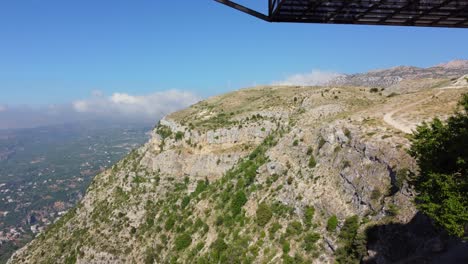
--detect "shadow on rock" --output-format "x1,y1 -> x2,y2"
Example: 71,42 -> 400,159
363,212 -> 468,264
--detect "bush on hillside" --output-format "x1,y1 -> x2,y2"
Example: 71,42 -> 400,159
409,93 -> 468,238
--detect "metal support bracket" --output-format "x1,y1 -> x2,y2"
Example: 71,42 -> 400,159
214,0 -> 271,22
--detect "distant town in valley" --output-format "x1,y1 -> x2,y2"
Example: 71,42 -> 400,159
0,121 -> 150,263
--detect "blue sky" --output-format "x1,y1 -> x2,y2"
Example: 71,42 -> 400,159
0,0 -> 467,107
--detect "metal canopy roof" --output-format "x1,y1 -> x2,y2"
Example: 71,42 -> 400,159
215,0 -> 468,28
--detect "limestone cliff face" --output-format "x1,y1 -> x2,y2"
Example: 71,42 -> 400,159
9,80 -> 468,264
139,117 -> 276,182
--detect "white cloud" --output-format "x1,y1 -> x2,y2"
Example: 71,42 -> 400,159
273,70 -> 344,86
0,90 -> 200,130
72,90 -> 201,121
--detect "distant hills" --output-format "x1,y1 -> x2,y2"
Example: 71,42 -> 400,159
329,59 -> 468,88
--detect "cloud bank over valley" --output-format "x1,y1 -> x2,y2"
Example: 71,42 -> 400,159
273,70 -> 344,86
0,90 -> 200,130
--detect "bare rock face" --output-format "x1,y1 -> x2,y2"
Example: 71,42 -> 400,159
8,71 -> 468,264
139,117 -> 277,181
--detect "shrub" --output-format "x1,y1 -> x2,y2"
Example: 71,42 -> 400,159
326,215 -> 338,232
339,216 -> 359,241
174,233 -> 192,251
335,215 -> 365,263
306,147 -> 313,155
370,189 -> 381,201
303,232 -> 320,252
157,125 -> 172,139
256,203 -> 273,226
269,222 -> 282,238
211,237 -> 228,257
231,191 -> 248,216
192,179 -> 207,196
304,206 -> 315,226
293,139 -> 299,146
146,217 -> 154,228
344,128 -> 351,139
318,136 -> 326,150
282,241 -> 290,253
181,196 -> 190,208
272,202 -> 294,217
282,254 -> 294,264
144,248 -> 155,264
386,204 -> 399,217
308,155 -> 317,168
164,216 -> 176,231
175,131 -> 184,141
286,221 -> 303,236
370,87 -> 379,93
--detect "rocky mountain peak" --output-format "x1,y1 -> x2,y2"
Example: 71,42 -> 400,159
434,59 -> 468,69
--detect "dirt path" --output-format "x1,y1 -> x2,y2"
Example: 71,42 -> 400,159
383,90 -> 445,134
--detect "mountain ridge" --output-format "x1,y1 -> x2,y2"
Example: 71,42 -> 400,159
8,63 -> 468,264
327,59 -> 468,89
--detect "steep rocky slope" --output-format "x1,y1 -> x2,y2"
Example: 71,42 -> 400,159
9,73 -> 468,263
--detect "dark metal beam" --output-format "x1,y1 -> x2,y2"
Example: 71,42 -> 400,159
298,0 -> 326,19
214,0 -> 271,21
431,2 -> 468,25
354,1 -> 384,21
327,1 -> 353,21
272,0 -> 287,17
215,0 -> 468,28
405,0 -> 453,25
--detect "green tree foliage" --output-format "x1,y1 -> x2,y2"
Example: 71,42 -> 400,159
231,191 -> 247,216
175,131 -> 184,141
156,125 -> 172,140
308,155 -> 316,168
193,179 -> 209,196
256,203 -> 273,226
174,233 -> 192,251
339,216 -> 359,241
303,232 -> 320,252
164,216 -> 176,231
181,196 -> 190,208
409,93 -> 468,238
335,215 -> 366,264
293,139 -> 299,146
304,206 -> 315,227
144,248 -> 156,264
210,237 -> 228,261
326,215 -> 338,232
282,241 -> 290,254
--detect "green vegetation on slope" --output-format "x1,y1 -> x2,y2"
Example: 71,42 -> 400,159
409,93 -> 468,238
